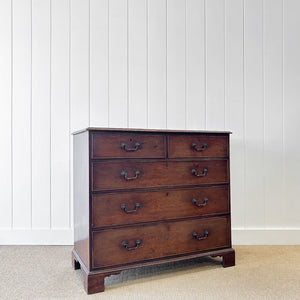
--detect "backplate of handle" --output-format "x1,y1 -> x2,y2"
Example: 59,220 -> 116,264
121,142 -> 141,152
122,239 -> 142,251
192,230 -> 209,241
191,142 -> 208,152
121,170 -> 141,180
192,197 -> 208,207
121,203 -> 141,213
191,168 -> 208,177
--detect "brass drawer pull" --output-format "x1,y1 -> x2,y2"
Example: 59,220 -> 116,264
192,230 -> 209,241
191,142 -> 208,152
192,197 -> 208,207
121,203 -> 141,213
192,168 -> 208,177
121,142 -> 141,152
120,170 -> 141,180
122,239 -> 142,251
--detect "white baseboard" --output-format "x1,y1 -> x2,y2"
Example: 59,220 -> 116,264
232,228 -> 300,245
0,228 -> 74,245
0,228 -> 299,246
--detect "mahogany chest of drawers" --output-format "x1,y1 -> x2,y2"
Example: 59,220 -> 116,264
72,128 -> 235,294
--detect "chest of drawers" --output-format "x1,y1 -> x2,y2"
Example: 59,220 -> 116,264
72,128 -> 235,294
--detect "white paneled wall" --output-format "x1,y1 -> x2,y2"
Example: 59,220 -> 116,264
0,0 -> 299,245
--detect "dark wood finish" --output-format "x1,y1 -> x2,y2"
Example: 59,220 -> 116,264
72,251 -> 81,270
168,135 -> 228,158
92,186 -> 229,228
92,160 -> 228,191
73,249 -> 121,294
92,216 -> 230,268
73,131 -> 90,269
73,247 -> 235,294
92,132 -> 166,159
222,249 -> 236,267
73,127 -> 232,135
83,271 -> 105,294
72,128 -> 234,294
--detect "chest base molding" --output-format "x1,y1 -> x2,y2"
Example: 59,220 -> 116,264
72,247 -> 235,294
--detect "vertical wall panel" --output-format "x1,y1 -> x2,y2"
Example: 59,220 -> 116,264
69,0 -> 89,231
128,0 -> 148,128
0,0 -> 12,228
225,0 -> 245,228
264,0 -> 284,227
244,0 -> 264,228
284,0 -> 300,227
109,0 -> 128,127
166,0 -> 186,129
51,0 -> 70,229
206,0 -> 225,130
148,0 -> 167,129
31,0 -> 51,228
12,0 -> 32,228
90,0 -> 109,127
70,0 -> 89,132
186,0 -> 205,130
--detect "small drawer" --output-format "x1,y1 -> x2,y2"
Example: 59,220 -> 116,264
92,216 -> 230,268
91,132 -> 165,159
168,135 -> 228,158
92,186 -> 229,228
92,160 -> 228,191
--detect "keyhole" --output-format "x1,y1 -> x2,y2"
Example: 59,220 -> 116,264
166,192 -> 169,196
130,138 -> 133,142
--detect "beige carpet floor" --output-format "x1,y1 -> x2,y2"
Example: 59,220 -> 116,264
0,246 -> 299,299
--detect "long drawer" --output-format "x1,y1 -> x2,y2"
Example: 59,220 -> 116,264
92,160 -> 228,191
92,186 -> 229,228
92,216 -> 231,268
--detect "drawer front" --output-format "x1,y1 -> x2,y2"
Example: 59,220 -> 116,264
92,160 -> 228,191
92,186 -> 229,228
168,135 -> 228,158
92,216 -> 230,268
91,133 -> 165,159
